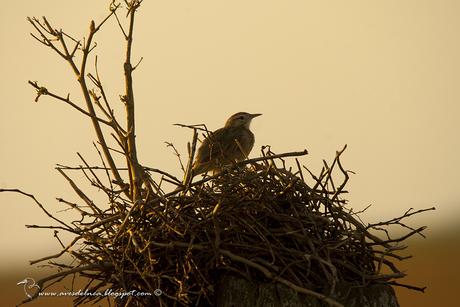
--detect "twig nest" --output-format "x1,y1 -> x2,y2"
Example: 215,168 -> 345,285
22,148 -> 431,307
110,157 -> 381,306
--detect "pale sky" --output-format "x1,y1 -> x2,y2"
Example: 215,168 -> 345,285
1,0 -> 459,268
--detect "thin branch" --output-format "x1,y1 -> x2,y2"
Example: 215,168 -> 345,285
122,0 -> 143,201
182,128 -> 198,189
56,169 -> 102,216
28,81 -> 111,126
30,236 -> 82,265
387,281 -> 426,293
0,189 -> 73,231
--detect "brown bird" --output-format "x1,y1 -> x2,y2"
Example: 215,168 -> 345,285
192,112 -> 262,175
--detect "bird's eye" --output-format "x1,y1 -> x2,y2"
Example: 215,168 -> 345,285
238,116 -> 244,120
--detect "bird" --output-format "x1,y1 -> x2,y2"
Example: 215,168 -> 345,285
191,112 -> 262,175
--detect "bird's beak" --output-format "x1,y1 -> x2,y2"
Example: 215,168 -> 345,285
250,113 -> 262,118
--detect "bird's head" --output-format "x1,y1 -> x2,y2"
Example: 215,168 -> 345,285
225,112 -> 262,129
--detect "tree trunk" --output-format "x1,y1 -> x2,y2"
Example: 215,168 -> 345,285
215,275 -> 399,307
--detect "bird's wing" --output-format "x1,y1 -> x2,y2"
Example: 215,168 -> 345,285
219,128 -> 246,159
194,128 -> 226,164
211,128 -> 248,160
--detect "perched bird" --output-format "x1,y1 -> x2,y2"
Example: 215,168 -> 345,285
192,112 -> 262,175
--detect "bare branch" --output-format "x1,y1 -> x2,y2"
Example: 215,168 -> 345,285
28,81 -> 112,126
56,169 -> 102,216
30,236 -> 82,265
122,0 -> 143,201
0,189 -> 73,231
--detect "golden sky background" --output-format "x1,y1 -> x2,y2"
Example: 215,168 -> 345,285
1,0 -> 459,293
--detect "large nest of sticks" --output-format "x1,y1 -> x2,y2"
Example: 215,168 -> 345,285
19,146 -> 432,307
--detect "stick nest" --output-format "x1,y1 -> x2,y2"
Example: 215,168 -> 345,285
17,146 -> 433,307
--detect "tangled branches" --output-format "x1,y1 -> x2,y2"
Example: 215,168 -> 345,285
3,145 -> 434,306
